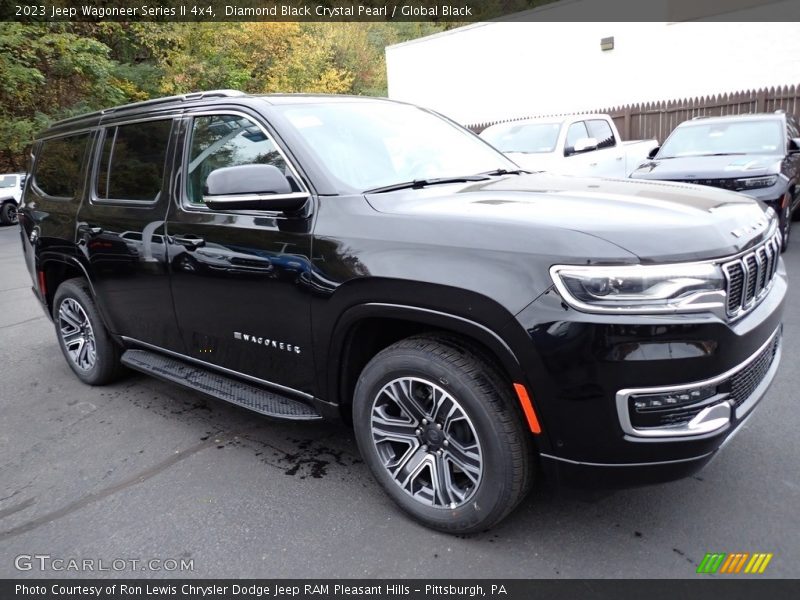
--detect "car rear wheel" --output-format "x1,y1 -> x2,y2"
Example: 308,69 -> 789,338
53,278 -> 124,385
353,335 -> 533,533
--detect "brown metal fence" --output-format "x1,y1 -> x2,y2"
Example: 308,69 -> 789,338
468,84 -> 800,142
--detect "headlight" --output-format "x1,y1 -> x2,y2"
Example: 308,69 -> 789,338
550,263 -> 726,313
734,175 -> 778,190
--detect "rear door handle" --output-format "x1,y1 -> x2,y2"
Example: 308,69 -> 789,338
172,236 -> 205,249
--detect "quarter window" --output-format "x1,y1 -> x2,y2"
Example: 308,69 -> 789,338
186,115 -> 290,204
97,120 -> 173,202
34,134 -> 90,198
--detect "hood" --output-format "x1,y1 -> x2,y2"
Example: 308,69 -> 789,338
630,153 -> 782,181
504,151 -> 558,172
365,173 -> 775,263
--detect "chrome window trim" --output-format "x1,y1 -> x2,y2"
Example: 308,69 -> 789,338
615,326 -> 781,440
89,117 -> 177,207
179,109 -> 310,216
203,191 -> 310,204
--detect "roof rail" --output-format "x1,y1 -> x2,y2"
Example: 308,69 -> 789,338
774,108 -> 786,114
103,89 -> 246,115
50,90 -> 247,128
691,114 -> 711,120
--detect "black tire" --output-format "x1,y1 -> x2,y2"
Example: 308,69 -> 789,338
0,202 -> 16,225
52,278 -> 124,385
353,335 -> 533,533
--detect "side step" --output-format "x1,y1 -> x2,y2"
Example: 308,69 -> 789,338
121,349 -> 322,421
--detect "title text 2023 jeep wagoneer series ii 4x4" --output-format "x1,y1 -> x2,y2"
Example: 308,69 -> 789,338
18,92 -> 785,532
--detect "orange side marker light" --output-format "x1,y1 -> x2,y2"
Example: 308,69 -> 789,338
513,383 -> 542,434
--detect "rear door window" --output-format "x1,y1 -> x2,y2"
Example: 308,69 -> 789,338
96,120 -> 173,202
33,134 -> 90,199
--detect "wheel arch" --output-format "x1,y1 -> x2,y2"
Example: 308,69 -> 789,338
324,302 -> 532,425
37,253 -> 113,332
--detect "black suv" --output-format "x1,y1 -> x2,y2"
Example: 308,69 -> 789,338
631,112 -> 800,250
18,92 -> 785,532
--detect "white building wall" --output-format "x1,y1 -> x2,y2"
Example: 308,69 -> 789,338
386,1 -> 800,125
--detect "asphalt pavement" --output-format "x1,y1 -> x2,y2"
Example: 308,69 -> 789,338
0,223 -> 798,579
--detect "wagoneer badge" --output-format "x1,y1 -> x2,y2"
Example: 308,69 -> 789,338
234,331 -> 301,354
731,218 -> 768,239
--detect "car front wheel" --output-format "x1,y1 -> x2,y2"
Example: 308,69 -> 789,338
353,335 -> 533,533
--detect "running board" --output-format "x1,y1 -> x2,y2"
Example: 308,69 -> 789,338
121,349 -> 322,421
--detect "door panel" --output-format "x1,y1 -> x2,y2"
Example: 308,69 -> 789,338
76,118 -> 184,351
166,113 -> 316,395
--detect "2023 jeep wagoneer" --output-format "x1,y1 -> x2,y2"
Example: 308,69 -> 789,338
18,91 -> 785,532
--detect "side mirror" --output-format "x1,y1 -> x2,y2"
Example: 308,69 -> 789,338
203,164 -> 308,212
790,138 -> 800,153
571,137 -> 599,154
647,146 -> 660,160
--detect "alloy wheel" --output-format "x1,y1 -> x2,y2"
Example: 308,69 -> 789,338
369,376 -> 483,509
58,298 -> 97,371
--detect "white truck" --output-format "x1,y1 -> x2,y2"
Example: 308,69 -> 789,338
0,172 -> 26,225
479,114 -> 658,179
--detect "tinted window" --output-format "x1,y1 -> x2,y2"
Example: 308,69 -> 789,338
186,115 -> 289,204
97,120 -> 172,202
565,122 -> 589,153
586,119 -> 617,148
34,134 -> 90,198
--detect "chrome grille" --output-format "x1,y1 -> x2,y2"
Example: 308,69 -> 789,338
722,232 -> 781,318
672,178 -> 739,191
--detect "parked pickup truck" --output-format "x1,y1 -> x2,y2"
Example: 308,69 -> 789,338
480,113 -> 658,178
19,92 -> 784,533
0,172 -> 26,224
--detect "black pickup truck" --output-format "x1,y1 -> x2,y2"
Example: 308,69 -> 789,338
18,92 -> 785,532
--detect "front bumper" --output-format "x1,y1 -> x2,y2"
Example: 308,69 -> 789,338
510,259 -> 786,487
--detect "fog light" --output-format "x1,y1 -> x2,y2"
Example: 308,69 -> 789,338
631,385 -> 717,412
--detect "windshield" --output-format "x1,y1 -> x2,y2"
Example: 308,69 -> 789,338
658,119 -> 784,158
276,101 -> 516,192
0,175 -> 17,188
480,122 -> 561,153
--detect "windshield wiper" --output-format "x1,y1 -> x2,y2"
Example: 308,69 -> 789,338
696,152 -> 747,157
364,175 -> 489,194
480,168 -> 530,176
